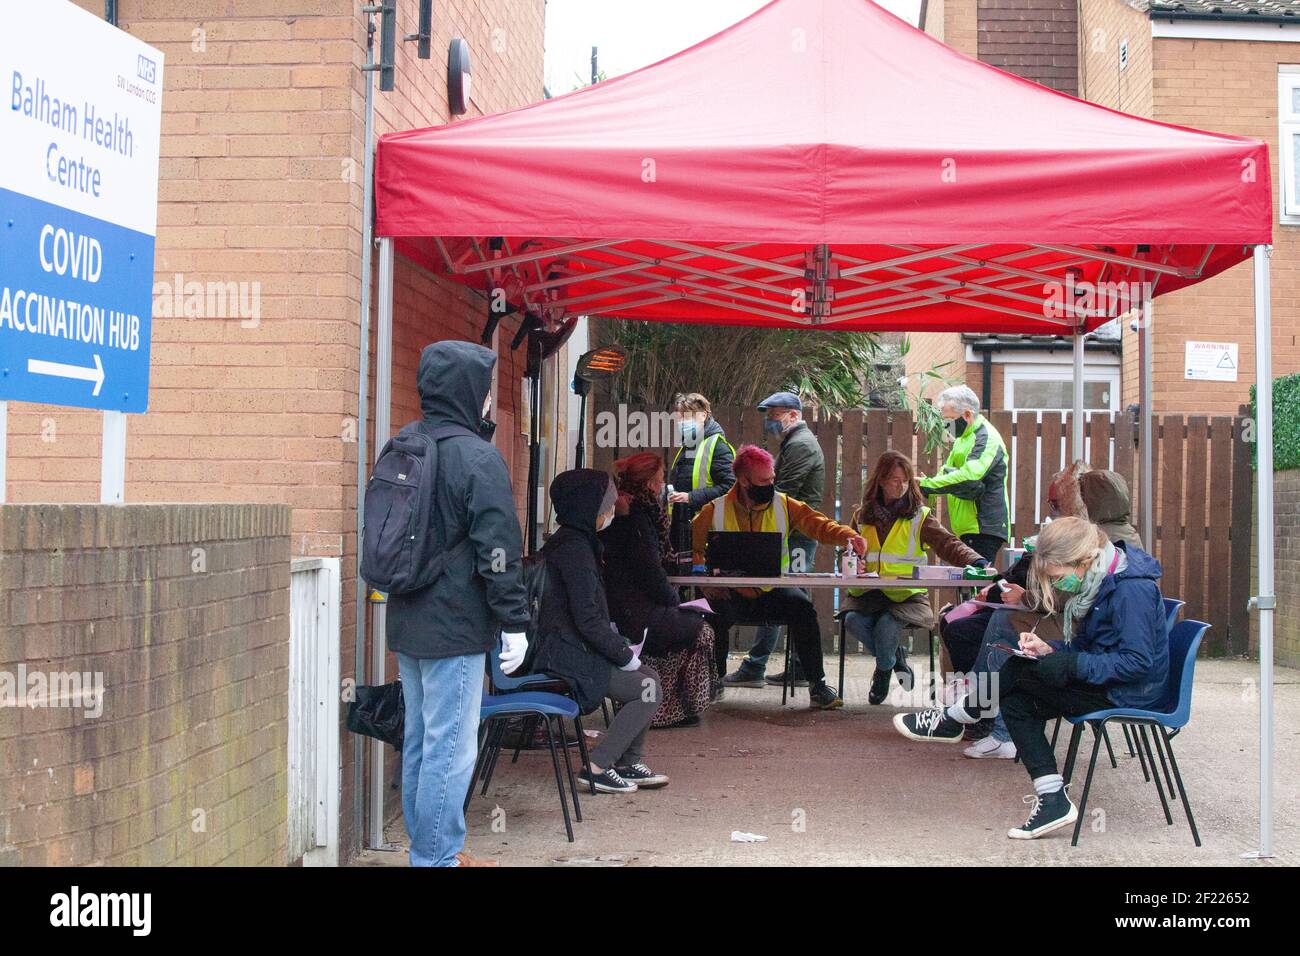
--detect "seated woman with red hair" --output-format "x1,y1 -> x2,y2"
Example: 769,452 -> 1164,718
600,452 -> 718,728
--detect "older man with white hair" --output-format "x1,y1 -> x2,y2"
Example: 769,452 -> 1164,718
918,385 -> 1010,564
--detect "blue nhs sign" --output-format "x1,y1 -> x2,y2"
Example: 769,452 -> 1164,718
1,0 -> 163,414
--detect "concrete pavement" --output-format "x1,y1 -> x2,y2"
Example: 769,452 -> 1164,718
353,656 -> 1297,867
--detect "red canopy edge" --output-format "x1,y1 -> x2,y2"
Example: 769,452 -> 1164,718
375,0 -> 1272,333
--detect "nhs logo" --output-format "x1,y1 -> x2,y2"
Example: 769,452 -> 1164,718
136,53 -> 156,85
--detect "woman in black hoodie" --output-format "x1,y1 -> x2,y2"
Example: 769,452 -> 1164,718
601,452 -> 716,728
532,468 -> 669,794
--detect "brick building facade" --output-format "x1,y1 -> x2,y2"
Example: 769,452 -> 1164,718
914,0 -> 1300,416
6,0 -> 548,862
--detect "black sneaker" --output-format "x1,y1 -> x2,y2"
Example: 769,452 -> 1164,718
808,682 -> 843,710
614,762 -> 669,789
892,708 -> 965,743
963,716 -> 994,742
868,669 -> 891,705
723,664 -> 766,688
577,767 -> 637,794
893,646 -> 915,692
766,670 -> 809,688
1008,789 -> 1077,840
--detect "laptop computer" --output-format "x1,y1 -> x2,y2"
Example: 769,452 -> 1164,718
706,531 -> 784,577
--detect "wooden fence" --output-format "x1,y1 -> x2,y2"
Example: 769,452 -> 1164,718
591,404 -> 1253,656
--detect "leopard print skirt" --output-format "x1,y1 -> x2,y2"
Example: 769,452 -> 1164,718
646,621 -> 716,728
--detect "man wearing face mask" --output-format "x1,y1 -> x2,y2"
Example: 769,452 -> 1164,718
668,393 -> 735,557
386,340 -> 532,867
693,445 -> 866,710
917,385 -> 1010,565
724,391 -> 826,688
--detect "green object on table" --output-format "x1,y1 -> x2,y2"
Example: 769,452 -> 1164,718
963,566 -> 998,580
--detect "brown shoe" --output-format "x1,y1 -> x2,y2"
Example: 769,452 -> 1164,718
454,851 -> 499,867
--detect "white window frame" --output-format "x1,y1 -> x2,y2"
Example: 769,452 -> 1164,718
1003,364 -> 1120,412
1278,67 -> 1300,224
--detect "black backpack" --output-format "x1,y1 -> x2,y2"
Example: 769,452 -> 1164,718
360,421 -> 476,595
517,549 -> 549,673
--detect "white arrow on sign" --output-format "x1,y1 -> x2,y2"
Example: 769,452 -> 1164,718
28,354 -> 105,397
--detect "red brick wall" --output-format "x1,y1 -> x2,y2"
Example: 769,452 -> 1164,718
26,0 -> 546,862
903,332 -> 970,403
977,0 -> 1078,95
945,0 -> 980,57
1078,0 -> 1152,118
1253,469 -> 1300,668
0,503 -> 291,866
1148,35 -> 1300,415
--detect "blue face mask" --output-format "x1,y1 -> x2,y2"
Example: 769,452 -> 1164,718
764,418 -> 785,437
679,420 -> 698,443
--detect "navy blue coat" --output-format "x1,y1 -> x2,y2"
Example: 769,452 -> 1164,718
1052,543 -> 1169,709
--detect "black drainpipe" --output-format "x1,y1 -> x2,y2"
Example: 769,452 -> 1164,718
105,1 -> 117,26
981,349 -> 993,412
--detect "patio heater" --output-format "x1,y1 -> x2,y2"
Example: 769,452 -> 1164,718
572,346 -> 626,469
516,312 -> 579,553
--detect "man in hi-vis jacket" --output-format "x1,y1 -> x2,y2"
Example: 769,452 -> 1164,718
918,385 -> 1010,565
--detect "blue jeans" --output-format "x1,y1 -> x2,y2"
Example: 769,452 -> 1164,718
843,608 -> 905,671
971,610 -> 1017,742
745,537 -> 817,670
397,651 -> 485,867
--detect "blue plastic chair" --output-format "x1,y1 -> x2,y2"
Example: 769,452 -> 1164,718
463,638 -> 589,842
1052,597 -> 1185,763
486,635 -> 598,789
1061,619 -> 1209,847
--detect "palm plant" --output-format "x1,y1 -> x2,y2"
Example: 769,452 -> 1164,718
597,320 -> 954,449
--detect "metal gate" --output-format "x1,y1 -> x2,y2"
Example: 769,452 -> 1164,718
289,557 -> 341,865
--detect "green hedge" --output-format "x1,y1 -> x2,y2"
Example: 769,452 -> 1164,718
1250,372 -> 1300,471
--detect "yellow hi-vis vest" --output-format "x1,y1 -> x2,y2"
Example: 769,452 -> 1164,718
712,490 -> 789,591
849,506 -> 930,602
670,433 -> 732,516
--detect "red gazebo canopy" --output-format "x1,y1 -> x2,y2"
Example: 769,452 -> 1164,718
374,0 -> 1271,333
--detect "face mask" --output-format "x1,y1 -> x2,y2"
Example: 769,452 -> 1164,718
1053,572 -> 1084,594
764,417 -> 785,437
952,416 -> 968,438
679,420 -> 698,443
747,482 -> 775,506
478,393 -> 495,440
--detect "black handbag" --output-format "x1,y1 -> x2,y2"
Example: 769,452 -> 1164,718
347,679 -> 405,749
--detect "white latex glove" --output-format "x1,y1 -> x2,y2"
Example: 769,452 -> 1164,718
619,653 -> 642,672
499,632 -> 528,675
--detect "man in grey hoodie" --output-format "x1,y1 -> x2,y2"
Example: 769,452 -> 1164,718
387,340 -> 531,867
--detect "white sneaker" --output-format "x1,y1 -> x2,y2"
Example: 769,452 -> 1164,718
963,736 -> 1017,759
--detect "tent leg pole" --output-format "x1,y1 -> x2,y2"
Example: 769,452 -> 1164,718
368,237 -> 395,850
354,3 -> 378,852
1072,330 -> 1085,462
1140,296 -> 1154,548
1245,243 -> 1276,860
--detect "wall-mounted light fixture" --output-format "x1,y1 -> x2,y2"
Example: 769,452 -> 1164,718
449,38 -> 472,115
